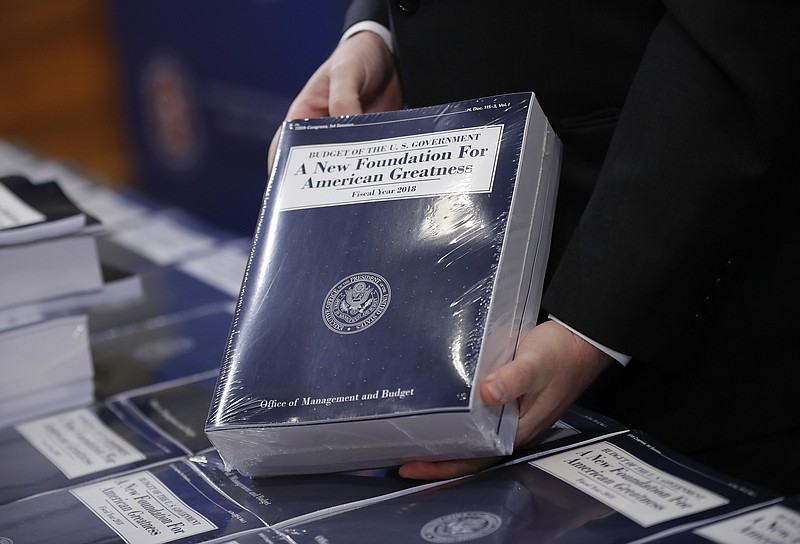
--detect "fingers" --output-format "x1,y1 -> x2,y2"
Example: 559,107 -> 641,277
397,322 -> 614,482
267,130 -> 281,175
480,352 -> 556,447
267,31 -> 401,173
480,352 -> 549,405
328,69 -> 364,117
266,61 -> 332,173
481,320 -> 607,406
481,321 -> 613,447
327,31 -> 398,116
398,457 -> 499,481
285,64 -> 336,120
480,323 -> 561,406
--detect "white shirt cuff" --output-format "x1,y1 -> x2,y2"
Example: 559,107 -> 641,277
548,314 -> 632,366
341,21 -> 394,53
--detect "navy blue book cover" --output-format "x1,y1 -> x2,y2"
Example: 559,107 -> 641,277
207,92 -> 561,475
500,404 -> 629,468
187,450 -> 445,527
87,259 -> 235,335
0,403 -> 187,506
193,409 -> 624,529
195,408 -> 624,528
0,457 -> 266,543
276,432 -> 779,544
107,371 -> 221,455
91,308 -> 233,399
191,528 -> 298,544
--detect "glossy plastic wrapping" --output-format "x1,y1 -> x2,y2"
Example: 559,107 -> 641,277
205,92 -> 562,476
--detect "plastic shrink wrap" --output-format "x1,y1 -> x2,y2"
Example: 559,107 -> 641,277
205,93 -> 561,476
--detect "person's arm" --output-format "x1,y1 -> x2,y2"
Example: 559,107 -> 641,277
399,1 -> 800,480
343,0 -> 390,32
544,1 -> 800,367
267,1 -> 402,169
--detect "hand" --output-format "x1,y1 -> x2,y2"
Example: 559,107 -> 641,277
267,30 -> 403,169
398,320 -> 613,480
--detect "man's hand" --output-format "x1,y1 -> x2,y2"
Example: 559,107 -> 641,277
267,31 -> 402,169
398,320 -> 613,480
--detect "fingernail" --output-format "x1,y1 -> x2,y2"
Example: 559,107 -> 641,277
485,378 -> 505,403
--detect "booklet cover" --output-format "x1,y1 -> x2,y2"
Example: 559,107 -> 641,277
498,404 -> 629,469
186,450 -> 447,528
0,457 -> 267,544
646,495 -> 800,543
195,408 -> 626,528
106,370 -> 222,455
0,403 -> 188,506
206,92 -> 562,476
87,245 -> 247,336
277,432 -> 779,544
91,308 -> 234,399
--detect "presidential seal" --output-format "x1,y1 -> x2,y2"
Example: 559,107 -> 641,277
420,511 -> 503,543
322,272 -> 391,334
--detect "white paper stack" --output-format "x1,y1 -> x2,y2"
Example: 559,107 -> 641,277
0,173 -> 109,426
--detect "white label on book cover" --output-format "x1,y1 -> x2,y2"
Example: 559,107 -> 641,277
110,214 -> 217,265
0,183 -> 45,229
16,408 -> 146,479
278,125 -> 503,211
531,441 -> 729,527
71,470 -> 217,544
694,504 -> 800,544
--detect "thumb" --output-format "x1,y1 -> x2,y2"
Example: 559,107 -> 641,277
328,70 -> 364,117
480,351 -> 548,406
267,130 -> 280,175
478,320 -> 573,406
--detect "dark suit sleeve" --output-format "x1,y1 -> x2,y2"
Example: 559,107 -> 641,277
543,1 -> 800,367
343,0 -> 389,32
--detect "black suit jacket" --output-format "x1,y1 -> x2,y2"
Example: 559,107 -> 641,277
345,0 -> 800,492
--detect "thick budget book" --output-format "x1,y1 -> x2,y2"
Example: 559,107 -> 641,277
206,92 -> 562,476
